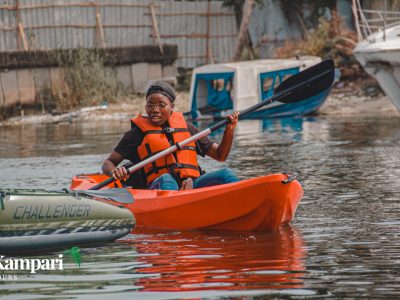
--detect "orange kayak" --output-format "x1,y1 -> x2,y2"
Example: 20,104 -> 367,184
70,173 -> 303,231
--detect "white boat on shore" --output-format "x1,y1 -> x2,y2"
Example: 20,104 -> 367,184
353,3 -> 400,111
186,56 -> 331,120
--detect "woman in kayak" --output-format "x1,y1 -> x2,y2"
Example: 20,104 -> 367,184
102,81 -> 239,190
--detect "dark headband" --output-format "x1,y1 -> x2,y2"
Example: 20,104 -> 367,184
146,83 -> 176,102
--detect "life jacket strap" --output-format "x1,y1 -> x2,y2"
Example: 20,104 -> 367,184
162,127 -> 188,134
143,129 -> 163,135
145,143 -> 158,172
141,146 -> 196,161
145,163 -> 199,178
142,127 -> 189,135
169,163 -> 199,172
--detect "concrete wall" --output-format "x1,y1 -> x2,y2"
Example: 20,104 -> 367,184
0,45 -> 178,117
0,63 -> 175,103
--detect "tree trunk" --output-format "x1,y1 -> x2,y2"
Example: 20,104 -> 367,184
232,0 -> 256,61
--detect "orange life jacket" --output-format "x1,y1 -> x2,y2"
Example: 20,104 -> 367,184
132,111 -> 201,184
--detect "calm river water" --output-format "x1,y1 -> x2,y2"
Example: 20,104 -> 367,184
0,115 -> 399,299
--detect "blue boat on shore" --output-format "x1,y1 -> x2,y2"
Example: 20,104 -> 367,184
186,56 -> 331,120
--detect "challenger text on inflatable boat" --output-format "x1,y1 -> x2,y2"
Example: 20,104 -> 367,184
13,204 -> 91,220
0,254 -> 64,274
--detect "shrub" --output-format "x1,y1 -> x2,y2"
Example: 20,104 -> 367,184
274,11 -> 364,80
53,48 -> 124,111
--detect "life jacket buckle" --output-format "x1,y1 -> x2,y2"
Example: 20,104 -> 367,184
175,142 -> 182,150
162,127 -> 175,134
172,163 -> 184,169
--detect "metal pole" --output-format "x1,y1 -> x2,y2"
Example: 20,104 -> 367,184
383,0 -> 387,41
351,0 -> 362,41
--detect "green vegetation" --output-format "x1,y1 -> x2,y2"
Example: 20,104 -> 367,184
50,49 -> 125,112
274,11 -> 362,80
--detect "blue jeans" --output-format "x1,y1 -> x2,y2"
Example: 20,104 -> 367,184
148,173 -> 179,190
148,168 -> 239,191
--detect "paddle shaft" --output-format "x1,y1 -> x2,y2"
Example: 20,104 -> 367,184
89,129 -> 212,190
89,64 -> 333,190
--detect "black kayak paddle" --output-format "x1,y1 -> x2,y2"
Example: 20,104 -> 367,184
89,59 -> 335,191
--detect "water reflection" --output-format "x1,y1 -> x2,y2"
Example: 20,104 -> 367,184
0,120 -> 129,158
194,116 -> 305,137
0,226 -> 308,298
125,225 -> 306,292
261,117 -> 304,133
1,115 -> 400,298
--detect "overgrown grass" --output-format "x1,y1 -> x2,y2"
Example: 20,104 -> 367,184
274,11 -> 365,80
51,48 -> 125,112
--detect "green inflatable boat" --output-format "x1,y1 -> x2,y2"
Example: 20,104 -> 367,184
0,189 -> 135,253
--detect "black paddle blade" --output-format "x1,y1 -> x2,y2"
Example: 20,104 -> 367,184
76,189 -> 134,204
275,59 -> 335,104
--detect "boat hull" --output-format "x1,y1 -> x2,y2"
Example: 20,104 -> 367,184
70,173 -> 303,232
354,24 -> 400,111
0,189 -> 135,253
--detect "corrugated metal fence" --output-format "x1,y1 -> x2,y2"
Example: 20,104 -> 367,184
0,0 -> 237,69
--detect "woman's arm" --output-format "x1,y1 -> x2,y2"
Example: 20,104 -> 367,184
206,112 -> 239,162
102,151 -> 129,181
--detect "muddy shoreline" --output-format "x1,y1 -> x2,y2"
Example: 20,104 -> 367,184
0,87 -> 398,127
319,86 -> 399,118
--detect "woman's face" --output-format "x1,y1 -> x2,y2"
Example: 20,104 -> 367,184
145,93 -> 174,126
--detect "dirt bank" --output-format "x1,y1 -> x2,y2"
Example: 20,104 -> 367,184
0,87 -> 398,127
319,85 -> 399,118
0,91 -> 190,126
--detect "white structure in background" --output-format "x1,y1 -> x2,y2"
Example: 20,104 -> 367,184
187,56 -> 329,120
352,0 -> 400,111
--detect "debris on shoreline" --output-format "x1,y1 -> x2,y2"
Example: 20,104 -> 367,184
0,87 -> 398,127
0,92 -> 186,127
320,82 -> 399,117
0,105 -> 110,126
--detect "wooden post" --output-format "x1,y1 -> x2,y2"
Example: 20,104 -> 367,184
233,0 -> 255,61
18,22 -> 28,51
245,31 -> 254,60
149,1 -> 164,54
16,0 -> 20,50
0,79 -> 4,107
95,1 -> 106,48
207,46 -> 215,64
206,0 -> 211,64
